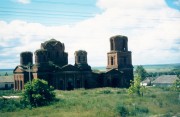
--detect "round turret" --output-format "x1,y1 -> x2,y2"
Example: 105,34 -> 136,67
34,49 -> 48,64
74,50 -> 87,65
20,51 -> 33,66
110,35 -> 128,51
74,50 -> 91,71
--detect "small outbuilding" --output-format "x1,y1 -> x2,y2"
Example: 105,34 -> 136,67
0,76 -> 14,90
152,75 -> 178,87
141,77 -> 152,86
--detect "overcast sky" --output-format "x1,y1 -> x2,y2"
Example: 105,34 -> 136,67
0,0 -> 180,69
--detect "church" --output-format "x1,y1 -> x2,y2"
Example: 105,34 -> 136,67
13,35 -> 133,90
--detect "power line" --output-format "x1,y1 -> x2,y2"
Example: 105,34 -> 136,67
0,10 -> 94,18
32,0 -> 96,7
0,7 -> 98,15
0,8 -> 178,21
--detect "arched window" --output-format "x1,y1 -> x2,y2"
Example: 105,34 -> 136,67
78,56 -> 81,62
43,55 -> 46,62
111,57 -> 114,65
124,57 -> 127,65
108,56 -> 109,65
110,40 -> 114,50
123,39 -> 126,51
48,52 -> 50,57
83,56 -> 86,62
56,51 -> 59,57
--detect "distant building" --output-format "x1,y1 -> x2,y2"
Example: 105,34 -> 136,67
152,75 -> 178,87
0,76 -> 14,90
14,35 -> 133,90
141,77 -> 152,86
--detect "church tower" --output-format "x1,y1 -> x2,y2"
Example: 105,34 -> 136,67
74,50 -> 91,71
106,35 -> 133,87
40,39 -> 68,67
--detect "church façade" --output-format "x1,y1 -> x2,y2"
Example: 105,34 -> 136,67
13,35 -> 133,90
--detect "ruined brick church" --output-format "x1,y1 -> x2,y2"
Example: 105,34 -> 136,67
14,35 -> 133,90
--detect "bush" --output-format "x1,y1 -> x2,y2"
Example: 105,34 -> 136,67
135,106 -> 149,113
116,103 -> 149,117
22,79 -> 56,107
171,78 -> 180,92
128,76 -> 145,96
99,89 -> 113,94
102,89 -> 112,94
0,98 -> 24,112
150,94 -> 156,98
117,104 -> 128,117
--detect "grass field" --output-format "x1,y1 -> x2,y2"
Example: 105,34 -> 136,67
0,87 -> 180,117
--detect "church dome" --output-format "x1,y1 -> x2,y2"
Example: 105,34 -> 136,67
41,38 -> 65,51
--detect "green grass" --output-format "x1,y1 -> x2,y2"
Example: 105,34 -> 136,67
0,90 -> 22,96
0,87 -> 180,117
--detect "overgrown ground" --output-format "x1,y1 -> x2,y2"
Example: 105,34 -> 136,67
0,87 -> 180,117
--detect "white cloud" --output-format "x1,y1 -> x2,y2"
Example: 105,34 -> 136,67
174,0 -> 180,7
17,0 -> 31,4
0,0 -> 180,69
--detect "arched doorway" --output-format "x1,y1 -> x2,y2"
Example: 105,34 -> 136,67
112,77 -> 119,87
67,79 -> 74,90
59,80 -> 64,90
76,79 -> 81,88
107,78 -> 111,87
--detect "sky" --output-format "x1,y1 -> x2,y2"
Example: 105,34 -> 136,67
0,0 -> 180,69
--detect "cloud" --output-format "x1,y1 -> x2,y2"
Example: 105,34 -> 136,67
0,0 -> 180,69
173,0 -> 180,7
16,0 -> 31,4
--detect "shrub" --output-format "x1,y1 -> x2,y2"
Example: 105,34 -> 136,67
103,89 -> 112,94
117,91 -> 121,94
171,78 -> 180,92
99,89 -> 113,94
81,91 -> 88,95
135,105 -> 149,113
128,76 -> 145,96
150,94 -> 156,98
116,104 -> 128,117
22,79 -> 56,107
0,98 -> 24,112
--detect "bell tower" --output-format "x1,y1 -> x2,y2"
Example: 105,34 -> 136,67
74,50 -> 91,71
106,35 -> 133,87
107,35 -> 132,70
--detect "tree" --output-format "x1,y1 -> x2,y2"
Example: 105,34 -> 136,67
135,65 -> 147,81
128,76 -> 145,96
22,79 -> 55,107
171,75 -> 180,92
